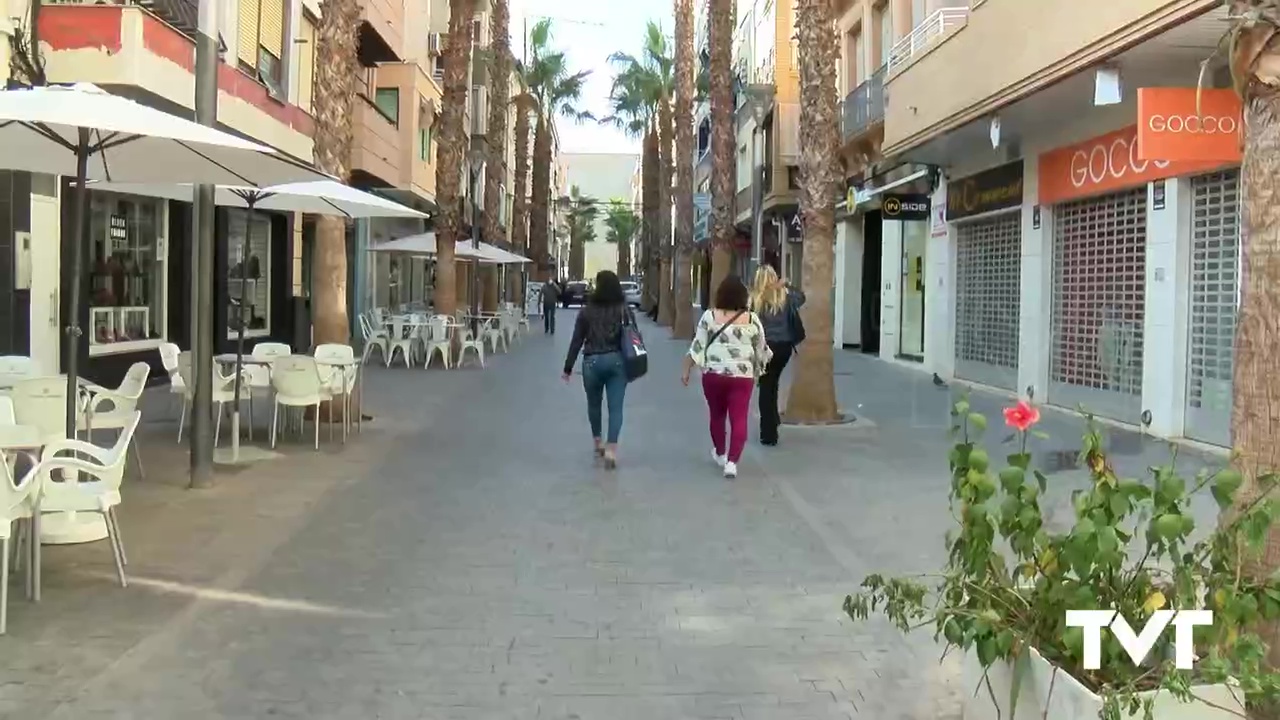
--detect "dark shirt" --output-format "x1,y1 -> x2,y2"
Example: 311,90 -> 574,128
563,302 -> 627,374
757,288 -> 806,344
542,283 -> 559,308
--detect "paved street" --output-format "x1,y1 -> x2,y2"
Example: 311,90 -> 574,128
0,312 -> 1224,720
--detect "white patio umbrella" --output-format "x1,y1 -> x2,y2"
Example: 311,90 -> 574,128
93,180 -> 426,461
369,232 -> 485,259
0,83 -> 330,436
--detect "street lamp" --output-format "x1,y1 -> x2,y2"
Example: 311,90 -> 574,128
467,145 -> 485,333
745,82 -> 775,279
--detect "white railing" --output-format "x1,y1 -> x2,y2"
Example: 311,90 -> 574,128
887,7 -> 969,72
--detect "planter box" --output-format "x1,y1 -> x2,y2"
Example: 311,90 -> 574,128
961,647 -> 1244,720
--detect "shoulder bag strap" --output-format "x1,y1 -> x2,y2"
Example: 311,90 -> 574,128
705,310 -> 747,355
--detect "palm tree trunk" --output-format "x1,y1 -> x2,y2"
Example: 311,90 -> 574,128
783,0 -> 840,423
708,0 -> 735,294
434,0 -> 476,319
642,124 -> 659,310
617,229 -> 632,277
657,95 -> 675,327
672,0 -> 697,339
485,0 -> 511,300
531,111 -> 552,282
511,94 -> 533,297
310,0 -> 360,348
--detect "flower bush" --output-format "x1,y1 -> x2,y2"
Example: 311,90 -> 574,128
844,397 -> 1280,720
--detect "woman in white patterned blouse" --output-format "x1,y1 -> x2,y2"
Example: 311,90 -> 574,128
680,276 -> 773,479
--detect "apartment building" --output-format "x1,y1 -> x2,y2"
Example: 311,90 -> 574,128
834,0 -> 1235,448
0,0 -> 327,385
730,0 -> 803,284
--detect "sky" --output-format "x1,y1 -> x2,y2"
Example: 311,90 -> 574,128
506,0 -> 673,155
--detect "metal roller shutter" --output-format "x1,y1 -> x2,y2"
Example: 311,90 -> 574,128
1049,188 -> 1147,422
1185,170 -> 1239,447
954,212 -> 1021,390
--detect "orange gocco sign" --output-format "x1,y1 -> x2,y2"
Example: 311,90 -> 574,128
1137,87 -> 1243,163
1038,125 -> 1226,205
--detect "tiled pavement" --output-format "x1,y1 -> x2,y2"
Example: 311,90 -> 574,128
0,315 -> 1225,719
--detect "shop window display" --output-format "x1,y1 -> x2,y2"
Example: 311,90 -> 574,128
88,194 -> 167,352
227,209 -> 272,338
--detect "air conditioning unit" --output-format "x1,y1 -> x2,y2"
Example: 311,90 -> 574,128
471,86 -> 489,136
427,32 -> 442,55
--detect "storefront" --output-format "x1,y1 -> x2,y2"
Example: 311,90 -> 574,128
947,162 -> 1024,391
882,192 -> 932,361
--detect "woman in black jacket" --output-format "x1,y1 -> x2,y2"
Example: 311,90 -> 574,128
749,265 -> 805,446
562,270 -> 631,468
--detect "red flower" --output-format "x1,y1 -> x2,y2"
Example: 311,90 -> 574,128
1003,400 -> 1041,432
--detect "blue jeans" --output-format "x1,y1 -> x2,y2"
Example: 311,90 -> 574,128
582,351 -> 627,443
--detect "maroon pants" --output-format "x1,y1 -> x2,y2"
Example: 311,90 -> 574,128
701,373 -> 755,463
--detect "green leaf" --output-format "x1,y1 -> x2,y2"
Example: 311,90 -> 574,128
999,466 -> 1026,492
1153,513 -> 1183,540
1097,526 -> 1119,555
1031,430 -> 1050,440
1033,470 -> 1048,494
1211,468 -> 1244,509
1007,453 -> 1031,469
968,413 -> 988,434
969,448 -> 990,473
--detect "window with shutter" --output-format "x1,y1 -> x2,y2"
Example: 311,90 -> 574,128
237,0 -> 261,67
297,15 -> 316,112
259,0 -> 285,59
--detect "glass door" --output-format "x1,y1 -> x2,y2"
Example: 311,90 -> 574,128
898,220 -> 927,359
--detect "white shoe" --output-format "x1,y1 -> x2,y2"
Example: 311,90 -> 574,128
723,461 -> 737,478
713,449 -> 727,467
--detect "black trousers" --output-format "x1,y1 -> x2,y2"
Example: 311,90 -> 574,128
543,306 -> 556,333
757,341 -> 794,444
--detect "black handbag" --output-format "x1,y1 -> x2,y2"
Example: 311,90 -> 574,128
787,299 -> 807,346
619,308 -> 648,381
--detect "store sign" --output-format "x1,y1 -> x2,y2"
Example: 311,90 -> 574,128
946,162 -> 1023,220
1137,87 -> 1242,163
1038,125 -> 1223,205
882,193 -> 931,222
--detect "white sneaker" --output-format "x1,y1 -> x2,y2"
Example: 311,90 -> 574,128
723,461 -> 738,479
712,449 -> 727,467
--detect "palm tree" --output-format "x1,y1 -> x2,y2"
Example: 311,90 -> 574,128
1226,0 -> 1280,672
525,21 -> 591,282
483,0 -> 512,303
562,186 -> 599,280
672,0 -> 697,339
783,0 -> 840,422
509,90 -> 534,300
707,0 -> 735,293
600,65 -> 653,293
433,0 -> 476,318
603,199 -> 641,275
310,0 -> 361,348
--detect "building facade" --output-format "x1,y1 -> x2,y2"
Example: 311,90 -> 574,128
833,0 -> 1235,447
560,152 -> 641,281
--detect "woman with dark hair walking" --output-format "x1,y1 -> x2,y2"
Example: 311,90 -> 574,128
563,270 -> 633,469
681,276 -> 772,479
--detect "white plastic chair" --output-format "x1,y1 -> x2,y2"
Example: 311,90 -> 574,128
423,316 -> 453,369
0,453 -> 39,633
482,316 -> 508,355
9,376 -> 82,444
359,313 -> 389,365
175,355 -> 251,446
39,411 -> 140,588
0,356 -> 39,388
314,344 -> 357,441
457,322 -> 485,368
269,356 -> 332,450
386,318 -> 421,368
0,396 -> 14,424
79,362 -> 150,480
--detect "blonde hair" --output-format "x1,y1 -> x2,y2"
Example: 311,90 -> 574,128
750,266 -> 787,315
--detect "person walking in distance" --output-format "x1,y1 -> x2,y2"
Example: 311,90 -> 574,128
750,266 -> 805,446
542,278 -> 560,334
562,270 -> 633,469
681,276 -> 772,479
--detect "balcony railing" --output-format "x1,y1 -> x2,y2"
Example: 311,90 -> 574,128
842,65 -> 885,139
888,7 -> 969,73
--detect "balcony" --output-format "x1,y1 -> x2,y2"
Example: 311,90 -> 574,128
882,0 -> 1216,156
359,0 -> 404,64
38,3 -> 313,158
736,185 -> 751,221
352,91 -> 403,188
843,65 -> 885,140
887,7 -> 969,75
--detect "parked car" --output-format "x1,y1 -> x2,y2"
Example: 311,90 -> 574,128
561,281 -> 590,308
620,281 -> 642,308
